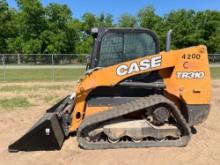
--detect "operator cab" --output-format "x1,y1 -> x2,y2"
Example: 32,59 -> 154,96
87,28 -> 160,70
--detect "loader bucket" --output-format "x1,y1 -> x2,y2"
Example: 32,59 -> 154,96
8,95 -> 75,152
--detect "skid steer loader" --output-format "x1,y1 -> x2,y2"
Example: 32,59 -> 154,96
8,28 -> 211,152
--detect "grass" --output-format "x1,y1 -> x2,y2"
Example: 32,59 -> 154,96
0,84 -> 73,92
43,95 -> 58,103
0,68 -> 85,82
0,85 -> 27,92
210,67 -> 220,79
0,97 -> 31,109
0,66 -> 219,82
0,67 -> 220,82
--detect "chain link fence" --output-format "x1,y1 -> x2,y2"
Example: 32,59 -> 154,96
0,54 -> 88,65
0,54 -> 88,81
208,54 -> 220,63
0,54 -> 219,81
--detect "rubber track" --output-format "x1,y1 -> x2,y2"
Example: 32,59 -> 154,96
77,95 -> 191,149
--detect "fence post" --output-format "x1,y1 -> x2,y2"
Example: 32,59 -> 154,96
2,54 -> 6,81
17,54 -> 21,64
52,54 -> 55,81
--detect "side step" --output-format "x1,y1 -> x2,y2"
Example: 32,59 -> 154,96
8,95 -> 75,152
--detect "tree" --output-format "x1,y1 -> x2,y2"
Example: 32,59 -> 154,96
194,10 -> 220,53
75,36 -> 93,54
16,0 -> 46,38
41,3 -> 78,54
118,13 -> 137,27
0,0 -> 17,53
162,9 -> 199,49
81,12 -> 96,36
46,3 -> 72,30
137,6 -> 162,30
1,2 -> 220,55
13,0 -> 46,55
78,13 -> 96,54
137,6 -> 165,49
96,13 -> 113,27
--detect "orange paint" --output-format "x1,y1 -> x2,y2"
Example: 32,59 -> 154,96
69,45 -> 211,132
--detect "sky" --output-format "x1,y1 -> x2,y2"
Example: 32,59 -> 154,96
7,0 -> 220,20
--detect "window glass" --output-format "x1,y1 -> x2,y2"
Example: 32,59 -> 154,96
124,33 -> 156,60
98,33 -> 123,67
98,32 -> 157,67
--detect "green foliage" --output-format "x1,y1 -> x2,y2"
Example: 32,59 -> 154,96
138,6 -> 162,30
194,10 -> 220,53
96,13 -> 113,27
75,36 -> 93,54
0,0 -> 17,53
163,9 -> 199,49
0,3 -> 220,54
0,97 -> 31,109
119,13 -> 137,27
210,67 -> 220,79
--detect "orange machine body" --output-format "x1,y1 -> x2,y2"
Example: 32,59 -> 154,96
8,27 -> 212,152
70,45 -> 211,132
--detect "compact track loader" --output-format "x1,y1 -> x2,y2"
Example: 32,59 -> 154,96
8,28 -> 211,152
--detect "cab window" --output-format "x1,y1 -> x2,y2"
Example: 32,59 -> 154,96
98,32 -> 157,67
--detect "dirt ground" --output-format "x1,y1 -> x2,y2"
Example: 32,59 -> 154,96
0,80 -> 219,165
